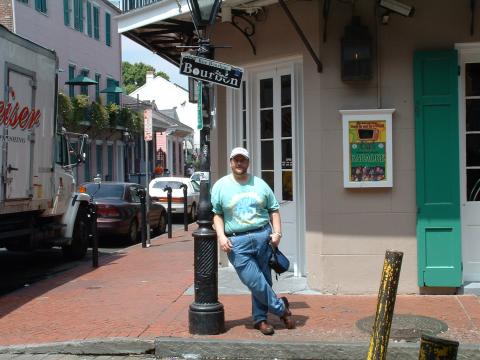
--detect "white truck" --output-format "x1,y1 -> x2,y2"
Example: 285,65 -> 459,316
0,25 -> 91,259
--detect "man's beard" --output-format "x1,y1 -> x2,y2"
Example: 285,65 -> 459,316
233,167 -> 247,175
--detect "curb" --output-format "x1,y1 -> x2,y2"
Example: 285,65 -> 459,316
154,337 -> 480,360
0,338 -> 155,355
0,337 -> 479,359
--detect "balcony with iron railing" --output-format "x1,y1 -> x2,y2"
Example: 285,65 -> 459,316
122,0 -> 163,12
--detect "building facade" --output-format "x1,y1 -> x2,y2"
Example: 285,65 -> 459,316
1,0 -> 124,184
117,0 -> 480,295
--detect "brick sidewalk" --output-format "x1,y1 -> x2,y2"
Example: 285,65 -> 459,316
0,225 -> 479,348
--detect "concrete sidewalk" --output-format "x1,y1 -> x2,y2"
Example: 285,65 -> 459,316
0,225 -> 479,359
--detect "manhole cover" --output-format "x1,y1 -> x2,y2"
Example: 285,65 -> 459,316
356,314 -> 448,341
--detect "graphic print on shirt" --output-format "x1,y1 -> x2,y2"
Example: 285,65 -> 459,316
228,191 -> 264,225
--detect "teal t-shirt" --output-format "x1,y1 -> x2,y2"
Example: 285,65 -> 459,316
211,174 -> 279,235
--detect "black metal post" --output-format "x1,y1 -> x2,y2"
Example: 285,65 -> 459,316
138,188 -> 147,248
164,186 -> 172,238
88,202 -> 98,268
180,183 -> 188,231
189,39 -> 225,335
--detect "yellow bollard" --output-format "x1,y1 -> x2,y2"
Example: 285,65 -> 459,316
367,250 -> 403,360
418,334 -> 459,360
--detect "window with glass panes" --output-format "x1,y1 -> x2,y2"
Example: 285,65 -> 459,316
465,63 -> 480,201
258,73 -> 294,201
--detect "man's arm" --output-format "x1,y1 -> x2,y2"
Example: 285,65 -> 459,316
213,214 -> 233,253
269,210 -> 282,247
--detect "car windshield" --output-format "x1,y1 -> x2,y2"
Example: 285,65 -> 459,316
152,181 -> 185,190
85,184 -> 124,199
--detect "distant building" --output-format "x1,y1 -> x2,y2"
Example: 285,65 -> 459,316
129,71 -> 200,155
0,0 -> 124,184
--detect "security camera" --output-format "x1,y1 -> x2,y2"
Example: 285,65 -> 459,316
378,0 -> 415,17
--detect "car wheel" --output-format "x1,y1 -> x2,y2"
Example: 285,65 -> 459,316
127,219 -> 139,244
189,202 -> 197,222
157,211 -> 167,235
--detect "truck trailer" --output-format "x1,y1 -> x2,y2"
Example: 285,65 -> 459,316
0,25 -> 91,259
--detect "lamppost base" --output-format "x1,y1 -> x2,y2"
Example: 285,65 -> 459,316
189,303 -> 225,334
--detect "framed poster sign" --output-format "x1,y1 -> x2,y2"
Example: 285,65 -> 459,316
339,109 -> 395,188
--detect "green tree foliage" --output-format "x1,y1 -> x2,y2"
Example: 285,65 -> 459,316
155,71 -> 170,81
58,93 -> 73,129
122,61 -> 170,94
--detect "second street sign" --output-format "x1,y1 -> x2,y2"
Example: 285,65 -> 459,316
180,54 -> 244,89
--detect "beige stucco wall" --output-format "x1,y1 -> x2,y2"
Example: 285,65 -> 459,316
210,0 -> 479,293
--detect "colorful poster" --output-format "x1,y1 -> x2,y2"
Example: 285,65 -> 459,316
349,120 -> 386,182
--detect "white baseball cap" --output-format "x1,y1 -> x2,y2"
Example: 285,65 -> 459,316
229,147 -> 249,160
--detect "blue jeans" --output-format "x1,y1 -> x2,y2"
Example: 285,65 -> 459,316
227,224 -> 286,324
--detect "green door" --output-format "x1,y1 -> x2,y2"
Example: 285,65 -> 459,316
414,50 -> 462,287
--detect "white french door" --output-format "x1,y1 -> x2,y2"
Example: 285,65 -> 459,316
459,45 -> 480,281
227,59 -> 304,275
254,69 -> 297,271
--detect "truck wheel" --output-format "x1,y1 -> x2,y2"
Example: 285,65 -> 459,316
62,204 -> 89,260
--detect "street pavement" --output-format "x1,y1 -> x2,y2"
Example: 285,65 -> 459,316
0,225 -> 479,359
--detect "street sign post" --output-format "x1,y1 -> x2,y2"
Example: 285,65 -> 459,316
180,54 -> 244,89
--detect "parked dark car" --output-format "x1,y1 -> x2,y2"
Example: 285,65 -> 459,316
80,182 -> 167,243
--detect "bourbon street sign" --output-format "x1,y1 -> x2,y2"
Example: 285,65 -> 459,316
180,54 -> 244,89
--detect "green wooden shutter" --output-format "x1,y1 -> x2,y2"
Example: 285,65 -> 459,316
80,69 -> 89,96
93,6 -> 100,40
95,73 -> 101,101
106,78 -> 115,104
105,13 -> 111,46
35,0 -> 47,13
414,50 -> 462,287
64,0 -> 70,26
86,1 -> 92,37
79,0 -> 84,32
68,65 -> 75,98
74,0 -> 80,30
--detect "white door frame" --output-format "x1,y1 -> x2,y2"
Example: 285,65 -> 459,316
456,42 -> 480,282
226,57 -> 306,276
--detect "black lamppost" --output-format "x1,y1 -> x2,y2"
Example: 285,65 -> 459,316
186,0 -> 225,335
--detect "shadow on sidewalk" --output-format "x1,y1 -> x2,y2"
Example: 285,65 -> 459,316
0,248 -> 125,318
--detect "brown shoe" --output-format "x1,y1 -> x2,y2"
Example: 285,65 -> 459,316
280,297 -> 296,329
254,320 -> 275,335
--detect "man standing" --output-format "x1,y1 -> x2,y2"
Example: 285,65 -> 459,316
211,147 -> 295,335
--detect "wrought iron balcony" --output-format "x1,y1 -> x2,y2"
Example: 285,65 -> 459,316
122,0 -> 162,13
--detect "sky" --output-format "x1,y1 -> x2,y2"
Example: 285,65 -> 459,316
121,36 -> 189,89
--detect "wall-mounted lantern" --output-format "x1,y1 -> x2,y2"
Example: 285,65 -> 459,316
341,16 -> 372,81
